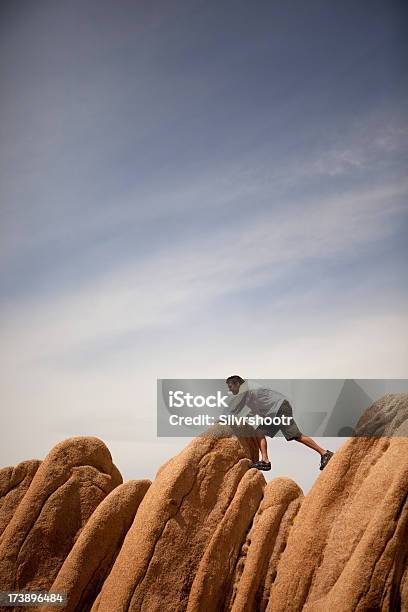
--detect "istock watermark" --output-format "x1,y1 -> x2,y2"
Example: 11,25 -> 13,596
168,413 -> 293,426
168,390 -> 230,409
156,378 -> 408,438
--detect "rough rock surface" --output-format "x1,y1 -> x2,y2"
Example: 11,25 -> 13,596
401,562 -> 408,611
0,436 -> 122,599
1,393 -> 406,612
186,467 -> 265,612
92,426 -> 259,612
0,460 -> 41,538
228,477 -> 303,612
267,393 -> 408,612
40,479 -> 151,612
354,392 -> 408,436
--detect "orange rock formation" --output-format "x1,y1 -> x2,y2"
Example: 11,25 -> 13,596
0,394 -> 406,612
0,437 -> 122,603
0,460 -> 41,538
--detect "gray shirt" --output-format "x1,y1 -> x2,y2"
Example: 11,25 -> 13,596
227,380 -> 287,418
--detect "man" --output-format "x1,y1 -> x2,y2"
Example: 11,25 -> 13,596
225,375 -> 334,471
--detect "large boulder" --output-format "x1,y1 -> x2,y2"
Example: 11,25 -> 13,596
186,467 -> 265,612
0,460 -> 41,538
267,393 -> 408,612
0,436 -> 122,600
354,392 -> 408,436
40,479 -> 151,612
93,426 -> 259,612
228,477 -> 303,612
1,393 -> 406,612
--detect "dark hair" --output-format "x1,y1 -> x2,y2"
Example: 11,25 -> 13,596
225,375 -> 245,385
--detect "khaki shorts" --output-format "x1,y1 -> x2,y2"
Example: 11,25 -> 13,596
255,400 -> 302,441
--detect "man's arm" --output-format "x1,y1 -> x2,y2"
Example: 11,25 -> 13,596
226,390 -> 249,416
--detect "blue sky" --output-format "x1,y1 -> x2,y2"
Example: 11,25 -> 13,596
0,0 -> 407,488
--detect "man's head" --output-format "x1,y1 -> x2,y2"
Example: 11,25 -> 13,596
226,375 -> 245,395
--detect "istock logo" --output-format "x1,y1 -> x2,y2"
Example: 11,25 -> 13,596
169,390 -> 229,408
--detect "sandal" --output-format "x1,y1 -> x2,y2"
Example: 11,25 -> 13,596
249,460 -> 271,471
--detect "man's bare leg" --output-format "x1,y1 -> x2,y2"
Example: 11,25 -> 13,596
258,435 -> 270,463
293,434 -> 326,455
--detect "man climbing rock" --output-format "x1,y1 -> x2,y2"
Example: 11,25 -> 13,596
225,375 -> 334,471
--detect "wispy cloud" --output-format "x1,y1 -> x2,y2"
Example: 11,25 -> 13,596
303,119 -> 408,177
1,177 -> 406,370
